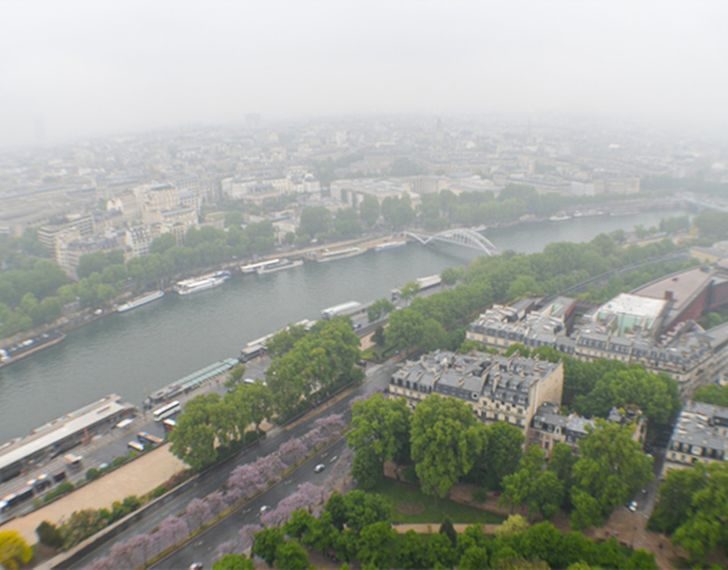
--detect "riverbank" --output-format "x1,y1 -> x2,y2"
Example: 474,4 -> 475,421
0,207 -> 690,443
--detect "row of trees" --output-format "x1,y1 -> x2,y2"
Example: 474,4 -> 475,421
168,318 -> 359,469
649,461 -> 728,561
87,414 -> 346,570
384,234 -> 680,358
692,383 -> 728,407
243,489 -> 656,570
350,392 -> 653,530
264,318 -> 363,418
348,394 -> 525,497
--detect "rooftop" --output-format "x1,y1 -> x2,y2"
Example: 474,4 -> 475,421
0,395 -> 134,473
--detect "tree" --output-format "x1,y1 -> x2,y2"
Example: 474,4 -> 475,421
410,395 -> 487,497
439,517 -> 458,547
339,490 -> 391,533
670,462 -> 728,561
693,384 -> 728,407
356,522 -> 396,568
649,464 -> 707,535
502,446 -> 563,520
574,366 -> 679,427
478,422 -> 524,490
252,528 -> 284,566
459,546 -> 490,570
36,520 -> 63,549
400,281 -> 420,302
548,442 -> 576,507
0,530 -> 32,570
169,396 -> 220,470
275,540 -> 311,570
299,206 -> 331,239
570,421 -> 653,529
495,514 -> 529,537
359,195 -> 380,227
348,394 -> 411,488
213,553 -> 254,570
386,309 -> 447,354
366,298 -> 394,322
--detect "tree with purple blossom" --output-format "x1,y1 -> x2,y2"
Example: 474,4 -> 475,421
206,490 -> 226,518
278,438 -> 309,466
109,541 -> 136,570
186,498 -> 212,531
124,533 -> 152,567
156,515 -> 189,551
239,523 -> 262,550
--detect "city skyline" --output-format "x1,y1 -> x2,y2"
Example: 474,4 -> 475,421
2,0 -> 728,148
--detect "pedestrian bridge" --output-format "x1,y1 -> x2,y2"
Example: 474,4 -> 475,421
404,228 -> 498,255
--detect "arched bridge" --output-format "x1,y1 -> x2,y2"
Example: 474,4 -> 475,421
404,228 -> 498,255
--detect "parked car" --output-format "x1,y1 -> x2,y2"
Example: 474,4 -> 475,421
628,501 -> 638,512
314,463 -> 326,473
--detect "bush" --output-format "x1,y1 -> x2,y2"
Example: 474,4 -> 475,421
149,485 -> 168,499
36,521 -> 63,549
111,455 -> 128,468
43,481 -> 74,503
85,467 -> 101,481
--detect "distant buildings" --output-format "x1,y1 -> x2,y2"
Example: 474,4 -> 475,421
466,267 -> 728,389
663,401 -> 728,477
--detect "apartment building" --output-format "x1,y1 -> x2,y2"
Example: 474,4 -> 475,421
389,351 -> 563,433
662,401 -> 728,477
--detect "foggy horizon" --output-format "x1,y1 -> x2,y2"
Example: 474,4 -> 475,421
2,0 -> 728,148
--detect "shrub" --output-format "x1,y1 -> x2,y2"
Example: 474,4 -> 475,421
85,467 -> 101,481
43,481 -> 74,503
36,521 -> 63,549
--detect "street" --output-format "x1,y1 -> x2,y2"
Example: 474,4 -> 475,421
154,438 -> 350,569
72,360 -> 396,569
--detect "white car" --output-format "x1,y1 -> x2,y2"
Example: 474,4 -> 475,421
259,505 -> 269,514
628,501 -> 638,512
314,463 -> 326,473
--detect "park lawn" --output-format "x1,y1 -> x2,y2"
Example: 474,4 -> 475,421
372,479 -> 503,524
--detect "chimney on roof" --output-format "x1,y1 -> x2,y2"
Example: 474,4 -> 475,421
664,290 -> 674,302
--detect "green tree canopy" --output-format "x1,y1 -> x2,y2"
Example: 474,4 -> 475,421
348,394 -> 411,488
410,395 -> 487,497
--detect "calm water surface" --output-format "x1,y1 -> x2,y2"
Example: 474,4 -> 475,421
0,210 -> 685,440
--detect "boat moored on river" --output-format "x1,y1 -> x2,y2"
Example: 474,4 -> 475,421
174,271 -> 231,295
0,331 -> 66,369
115,290 -> 165,313
309,246 -> 364,263
256,258 -> 304,275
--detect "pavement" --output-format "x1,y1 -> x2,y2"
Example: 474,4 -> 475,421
72,360 -> 397,569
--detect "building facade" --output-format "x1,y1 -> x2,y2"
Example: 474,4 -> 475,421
388,351 -> 564,433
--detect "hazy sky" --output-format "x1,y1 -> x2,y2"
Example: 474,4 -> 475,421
1,0 -> 727,147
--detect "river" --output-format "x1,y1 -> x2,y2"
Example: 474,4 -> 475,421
0,210 -> 686,440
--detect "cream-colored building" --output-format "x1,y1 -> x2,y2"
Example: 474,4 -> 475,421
389,351 -> 564,433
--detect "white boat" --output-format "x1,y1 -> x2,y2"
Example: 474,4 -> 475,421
314,247 -> 364,263
175,271 -> 230,295
374,240 -> 407,252
256,258 -> 304,275
548,213 -> 571,222
241,258 -> 281,274
115,290 -> 165,313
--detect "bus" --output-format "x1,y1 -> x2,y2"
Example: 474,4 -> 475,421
128,441 -> 145,452
137,431 -> 164,446
162,418 -> 176,432
153,400 -> 181,422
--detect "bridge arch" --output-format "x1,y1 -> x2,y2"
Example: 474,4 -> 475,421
404,228 -> 498,255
